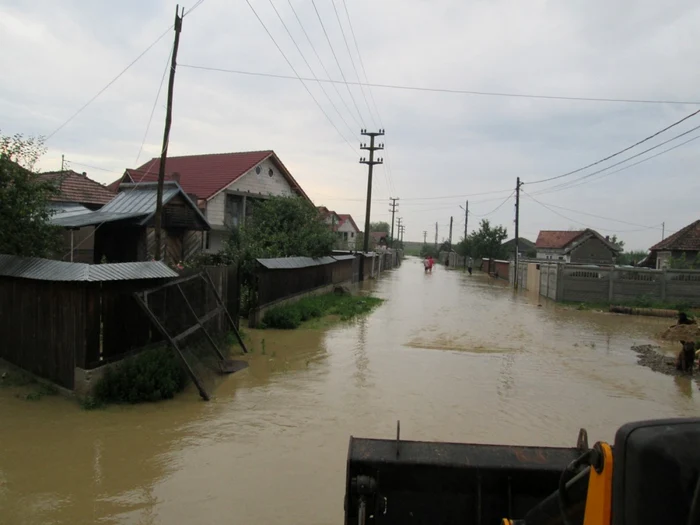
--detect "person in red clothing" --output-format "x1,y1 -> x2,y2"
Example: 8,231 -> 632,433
424,255 -> 434,273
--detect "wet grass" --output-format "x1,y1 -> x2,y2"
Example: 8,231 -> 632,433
0,366 -> 60,401
261,293 -> 384,330
564,298 -> 700,315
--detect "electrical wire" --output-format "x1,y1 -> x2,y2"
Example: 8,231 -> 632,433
330,0 -> 376,129
526,108 -> 700,185
243,0 -> 358,156
287,0 -> 361,129
523,198 -> 662,230
45,1 -> 205,142
135,47 -> 173,165
469,191 -> 515,217
177,64 -> 700,105
523,190 -> 660,233
310,0 -> 366,126
64,161 -> 119,173
532,133 -> 700,196
267,0 -> 359,141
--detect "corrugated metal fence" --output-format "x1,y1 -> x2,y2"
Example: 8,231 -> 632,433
0,255 -> 238,389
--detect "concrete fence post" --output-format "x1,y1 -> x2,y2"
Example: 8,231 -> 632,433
608,267 -> 614,302
661,269 -> 667,302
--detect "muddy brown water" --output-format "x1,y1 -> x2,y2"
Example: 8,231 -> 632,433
1,257 -> 698,524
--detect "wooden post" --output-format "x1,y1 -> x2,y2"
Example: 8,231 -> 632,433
608,267 -> 614,302
154,5 -> 184,260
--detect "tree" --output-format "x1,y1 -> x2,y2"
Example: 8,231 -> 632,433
470,219 -> 508,260
0,133 -> 61,258
370,221 -> 390,233
616,250 -> 648,266
225,195 -> 336,281
609,234 -> 625,250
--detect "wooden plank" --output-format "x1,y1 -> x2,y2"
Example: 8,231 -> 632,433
171,306 -> 222,342
133,293 -> 210,401
202,272 -> 248,353
176,283 -> 225,361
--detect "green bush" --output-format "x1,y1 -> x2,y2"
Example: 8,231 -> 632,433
261,293 -> 383,329
263,305 -> 303,329
92,346 -> 188,405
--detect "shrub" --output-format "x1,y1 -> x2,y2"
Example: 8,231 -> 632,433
263,305 -> 303,329
92,346 -> 188,405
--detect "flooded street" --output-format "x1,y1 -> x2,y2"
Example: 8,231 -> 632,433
1,257 -> 698,525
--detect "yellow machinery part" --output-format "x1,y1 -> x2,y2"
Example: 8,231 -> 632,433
583,443 -> 614,525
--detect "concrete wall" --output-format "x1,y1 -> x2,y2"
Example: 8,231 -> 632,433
520,262 -> 700,305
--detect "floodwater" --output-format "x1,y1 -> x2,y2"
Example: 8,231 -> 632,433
1,257 -> 698,525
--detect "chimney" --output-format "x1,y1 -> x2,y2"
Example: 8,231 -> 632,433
82,171 -> 87,176
172,172 -> 181,184
605,235 -> 610,241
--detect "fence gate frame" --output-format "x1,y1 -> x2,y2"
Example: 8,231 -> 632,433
134,271 -> 248,401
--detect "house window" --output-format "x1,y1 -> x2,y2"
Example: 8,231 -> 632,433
224,195 -> 240,228
351,232 -> 354,238
558,256 -> 564,261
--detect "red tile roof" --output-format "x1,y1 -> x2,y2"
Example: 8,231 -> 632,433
337,214 -> 360,233
116,151 -> 310,202
39,170 -> 115,206
535,230 -> 585,249
650,220 -> 700,251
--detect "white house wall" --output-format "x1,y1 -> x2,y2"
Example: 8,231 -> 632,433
230,158 -> 296,196
206,192 -> 225,226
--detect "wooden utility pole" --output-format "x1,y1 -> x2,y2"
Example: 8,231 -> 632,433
389,197 -> 399,248
662,222 -> 665,240
423,230 -> 427,244
434,222 -> 438,249
61,154 -> 65,172
514,177 -> 523,289
154,5 -> 184,261
359,129 -> 384,281
448,216 -> 453,251
463,200 -> 468,269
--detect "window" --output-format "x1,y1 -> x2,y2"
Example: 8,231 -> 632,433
224,195 -> 240,228
351,232 -> 354,238
558,256 -> 564,261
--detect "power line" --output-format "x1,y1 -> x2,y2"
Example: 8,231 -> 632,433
135,46 -> 173,166
522,190 -> 660,233
268,0 -> 359,141
45,1 -> 206,142
532,127 -> 700,196
64,161 -> 119,173
286,0 -> 361,129
330,0 -> 376,129
310,0 -> 365,125
523,198 -> 662,230
526,108 -> 700,185
177,64 -> 700,106
469,191 -> 515,217
243,0 -> 358,155
340,0 -> 395,195
533,133 -> 700,196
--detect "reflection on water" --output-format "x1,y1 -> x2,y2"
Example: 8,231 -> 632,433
1,257 -> 698,525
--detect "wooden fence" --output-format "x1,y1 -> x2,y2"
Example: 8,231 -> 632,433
0,265 -> 238,390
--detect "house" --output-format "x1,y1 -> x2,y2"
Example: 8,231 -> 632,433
40,170 -> 116,263
109,151 -> 312,252
370,231 -> 389,248
535,229 -> 621,264
646,220 -> 700,269
502,237 -> 535,259
335,214 -> 361,250
51,181 -> 210,264
318,206 -> 341,229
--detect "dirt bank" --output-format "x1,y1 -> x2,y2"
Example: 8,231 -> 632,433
631,344 -> 697,380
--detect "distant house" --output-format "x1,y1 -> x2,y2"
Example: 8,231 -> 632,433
109,151 -> 312,252
646,220 -> 700,269
370,231 -> 389,248
51,181 -> 210,264
502,237 -> 535,259
318,206 -> 341,229
40,170 -> 116,263
336,214 -> 361,250
535,229 -> 621,264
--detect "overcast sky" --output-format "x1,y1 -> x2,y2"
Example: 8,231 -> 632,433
2,0 -> 699,250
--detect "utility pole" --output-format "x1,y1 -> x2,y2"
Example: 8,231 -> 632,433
448,216 -> 453,251
435,222 -> 438,249
514,177 -> 523,290
61,154 -> 65,172
396,217 -> 402,245
423,230 -> 427,244
389,197 -> 399,248
154,5 -> 184,261
399,224 -> 405,244
359,129 -> 385,282
460,201 -> 469,268
662,222 -> 665,240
